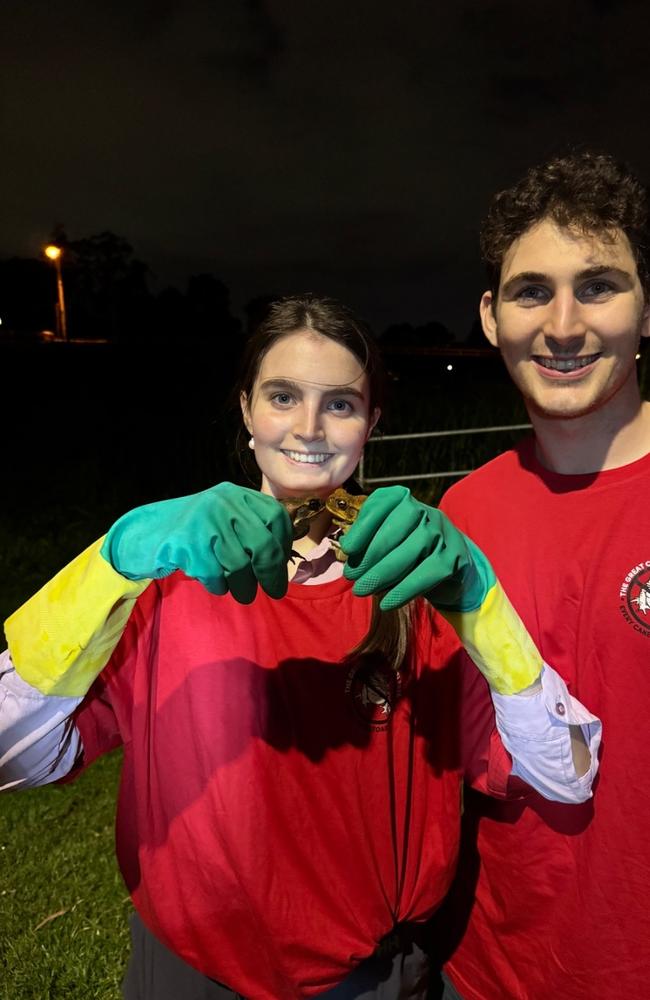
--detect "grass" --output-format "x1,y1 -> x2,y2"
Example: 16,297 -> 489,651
0,751 -> 127,1000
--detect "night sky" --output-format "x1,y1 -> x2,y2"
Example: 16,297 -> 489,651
2,0 -> 650,337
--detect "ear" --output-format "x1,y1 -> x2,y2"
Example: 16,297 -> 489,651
240,391 -> 253,434
480,291 -> 498,348
366,406 -> 381,441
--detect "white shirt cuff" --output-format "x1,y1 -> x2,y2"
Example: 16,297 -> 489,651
0,649 -> 82,790
491,663 -> 602,803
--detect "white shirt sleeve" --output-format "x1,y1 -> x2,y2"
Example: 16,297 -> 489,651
0,648 -> 83,790
490,663 -> 602,803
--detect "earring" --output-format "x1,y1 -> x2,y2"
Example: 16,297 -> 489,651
248,437 -> 255,450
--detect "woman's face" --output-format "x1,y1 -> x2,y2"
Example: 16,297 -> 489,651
241,329 -> 380,498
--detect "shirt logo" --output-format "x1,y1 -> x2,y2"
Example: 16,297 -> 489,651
345,661 -> 402,730
619,561 -> 650,637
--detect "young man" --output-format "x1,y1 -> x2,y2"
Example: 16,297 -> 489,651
437,151 -> 650,1000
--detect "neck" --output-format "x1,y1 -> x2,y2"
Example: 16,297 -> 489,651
286,507 -> 333,580
529,388 -> 650,475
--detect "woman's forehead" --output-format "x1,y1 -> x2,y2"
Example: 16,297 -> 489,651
256,330 -> 366,388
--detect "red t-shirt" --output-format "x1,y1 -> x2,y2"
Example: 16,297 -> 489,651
439,439 -> 650,1000
75,572 -> 498,999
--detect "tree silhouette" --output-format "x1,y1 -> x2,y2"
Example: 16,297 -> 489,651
185,274 -> 240,340
54,230 -> 151,341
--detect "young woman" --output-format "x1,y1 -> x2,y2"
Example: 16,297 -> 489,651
0,296 -> 599,1000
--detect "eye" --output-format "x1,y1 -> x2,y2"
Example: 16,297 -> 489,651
580,279 -> 615,301
270,391 -> 294,406
515,285 -> 549,305
327,399 -> 353,414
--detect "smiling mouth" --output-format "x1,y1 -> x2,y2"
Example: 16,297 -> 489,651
282,450 -> 333,464
534,353 -> 601,372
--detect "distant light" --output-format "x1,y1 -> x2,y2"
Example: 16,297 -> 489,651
636,353 -> 641,360
446,364 -> 453,371
44,245 -> 61,260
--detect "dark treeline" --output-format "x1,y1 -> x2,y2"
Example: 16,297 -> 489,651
0,228 -> 462,349
0,229 -> 241,345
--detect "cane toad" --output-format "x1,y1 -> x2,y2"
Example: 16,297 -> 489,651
281,488 -> 367,561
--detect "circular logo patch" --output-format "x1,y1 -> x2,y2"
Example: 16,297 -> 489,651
619,561 -> 650,636
345,662 -> 402,730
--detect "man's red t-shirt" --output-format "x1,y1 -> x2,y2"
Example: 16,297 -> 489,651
439,439 -> 650,1000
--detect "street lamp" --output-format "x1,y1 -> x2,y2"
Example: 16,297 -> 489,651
44,244 -> 68,341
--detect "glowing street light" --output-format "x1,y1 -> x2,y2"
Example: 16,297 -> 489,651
44,244 -> 68,341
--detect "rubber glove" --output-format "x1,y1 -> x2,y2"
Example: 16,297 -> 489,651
340,486 -> 542,694
6,483 -> 292,698
101,482 -> 292,603
340,486 -> 494,611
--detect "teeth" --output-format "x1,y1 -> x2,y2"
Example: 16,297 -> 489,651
537,355 -> 599,372
284,451 -> 331,464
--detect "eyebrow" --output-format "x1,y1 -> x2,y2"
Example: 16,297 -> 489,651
501,265 -> 634,297
259,377 -> 366,400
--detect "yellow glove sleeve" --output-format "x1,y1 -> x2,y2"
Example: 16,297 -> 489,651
441,582 -> 543,695
4,536 -> 150,697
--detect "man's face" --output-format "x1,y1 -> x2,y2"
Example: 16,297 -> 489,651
480,218 -> 650,420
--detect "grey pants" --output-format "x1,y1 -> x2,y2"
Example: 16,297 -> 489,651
122,912 -> 430,1000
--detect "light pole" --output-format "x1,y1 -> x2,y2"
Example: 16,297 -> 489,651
44,245 -> 68,341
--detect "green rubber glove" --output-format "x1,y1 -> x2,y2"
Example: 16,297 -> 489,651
100,483 -> 293,604
340,485 -> 495,611
340,486 -> 542,695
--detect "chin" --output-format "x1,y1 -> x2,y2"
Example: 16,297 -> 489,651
263,475 -> 336,498
526,390 -> 603,420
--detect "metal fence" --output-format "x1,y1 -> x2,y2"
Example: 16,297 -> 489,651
358,423 -> 532,486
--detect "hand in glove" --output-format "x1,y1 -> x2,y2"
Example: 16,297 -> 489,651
339,485 -> 495,612
340,486 -> 542,694
101,482 -> 293,603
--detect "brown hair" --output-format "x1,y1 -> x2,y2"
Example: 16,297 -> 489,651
481,151 -> 650,297
238,293 -> 387,413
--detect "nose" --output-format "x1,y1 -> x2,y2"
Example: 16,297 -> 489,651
542,289 -> 587,347
293,402 -> 325,442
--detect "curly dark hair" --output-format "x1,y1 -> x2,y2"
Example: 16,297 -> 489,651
481,151 -> 650,296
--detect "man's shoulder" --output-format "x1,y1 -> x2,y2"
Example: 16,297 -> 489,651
441,443 -> 527,513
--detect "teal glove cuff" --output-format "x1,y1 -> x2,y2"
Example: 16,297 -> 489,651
431,537 -> 497,613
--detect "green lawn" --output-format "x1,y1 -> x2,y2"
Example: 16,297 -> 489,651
0,750 -> 128,1000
